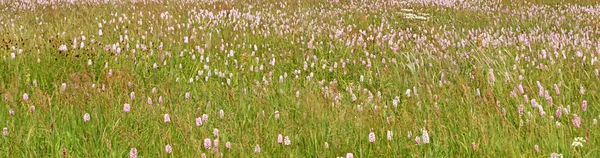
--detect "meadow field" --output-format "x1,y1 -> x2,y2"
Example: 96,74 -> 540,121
1,0 -> 600,157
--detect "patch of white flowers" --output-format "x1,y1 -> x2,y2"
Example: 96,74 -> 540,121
571,137 -> 585,147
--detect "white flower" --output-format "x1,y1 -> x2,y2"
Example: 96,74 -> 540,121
550,153 -> 563,158
571,141 -> 583,147
284,136 -> 291,146
421,129 -> 430,144
58,44 -> 68,52
575,137 -> 586,142
254,144 -> 261,153
572,137 -> 585,147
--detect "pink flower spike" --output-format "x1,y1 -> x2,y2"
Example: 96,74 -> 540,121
204,139 -> 212,149
83,113 -> 91,122
346,153 -> 354,158
124,104 -> 131,112
23,93 -> 29,101
277,134 -> 283,144
368,132 -> 375,143
165,144 -> 172,154
195,117 -> 203,126
572,114 -> 581,128
164,114 -> 171,123
129,148 -> 137,158
225,142 -> 231,149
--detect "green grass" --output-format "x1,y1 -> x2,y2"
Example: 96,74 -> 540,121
1,0 -> 600,157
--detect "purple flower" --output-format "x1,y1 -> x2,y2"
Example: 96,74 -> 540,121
23,93 -> 29,101
582,100 -> 587,112
83,113 -> 91,122
9,109 -> 14,116
147,97 -> 152,105
185,92 -> 190,99
213,128 -> 219,137
471,142 -> 477,151
2,127 -> 7,136
534,144 -> 539,152
29,106 -> 35,113
324,142 -> 329,149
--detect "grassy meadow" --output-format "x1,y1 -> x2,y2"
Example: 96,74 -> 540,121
1,0 -> 600,157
